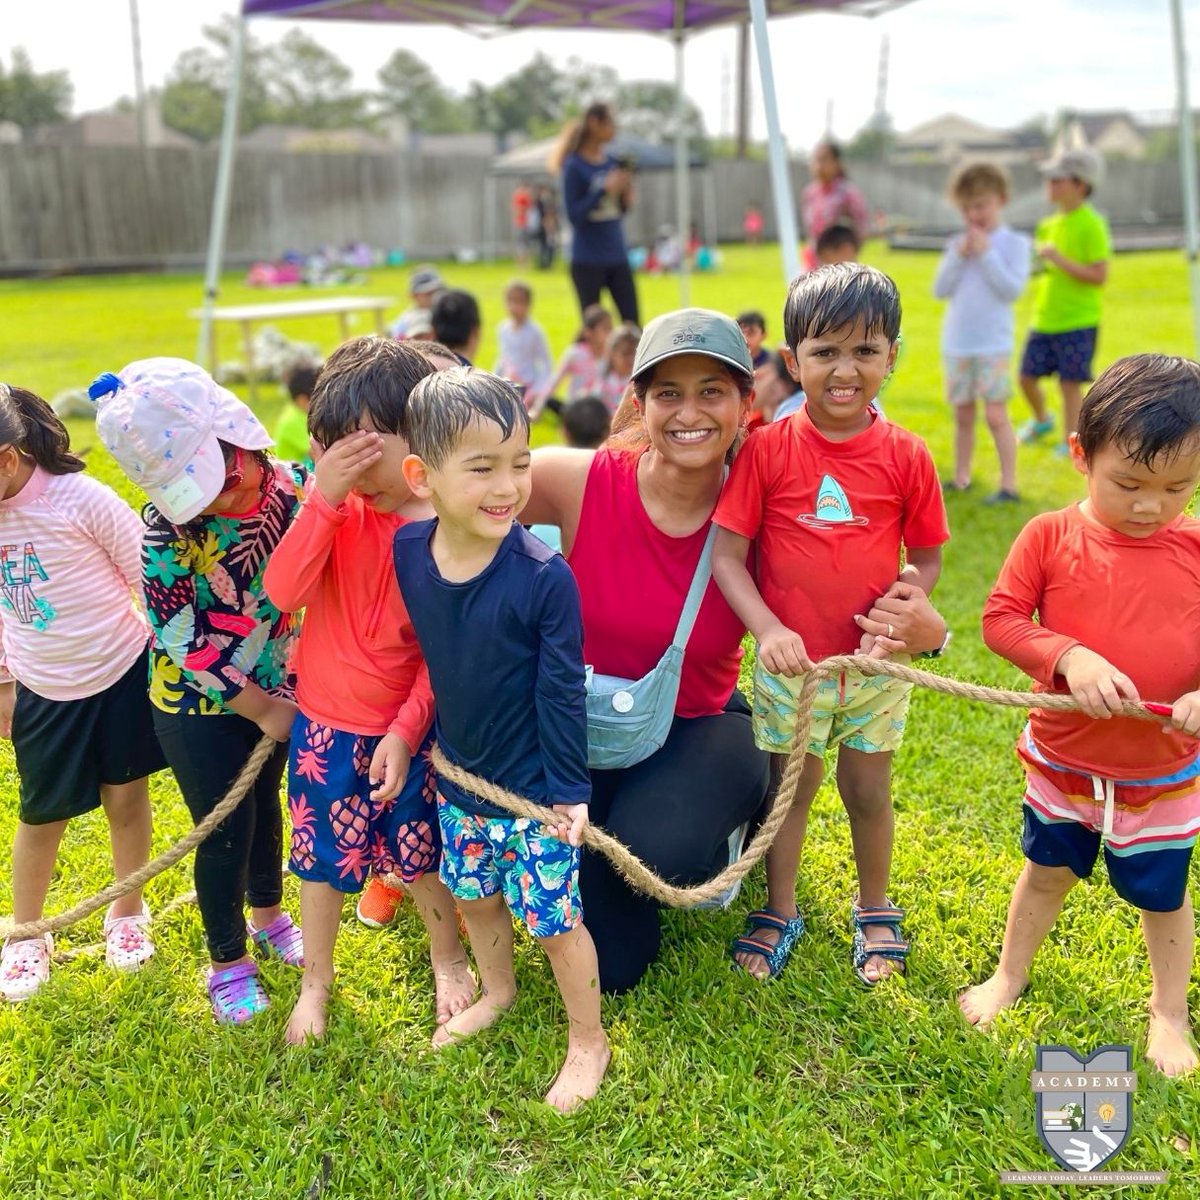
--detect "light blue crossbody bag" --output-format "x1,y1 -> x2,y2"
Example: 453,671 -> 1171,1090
584,522 -> 717,770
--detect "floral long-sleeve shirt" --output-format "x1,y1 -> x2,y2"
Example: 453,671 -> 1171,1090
142,461 -> 306,716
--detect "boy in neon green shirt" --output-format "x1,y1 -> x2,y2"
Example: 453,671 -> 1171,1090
274,360 -> 320,469
1018,147 -> 1111,453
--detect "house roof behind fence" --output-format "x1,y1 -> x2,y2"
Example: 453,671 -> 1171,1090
241,1 -> 910,33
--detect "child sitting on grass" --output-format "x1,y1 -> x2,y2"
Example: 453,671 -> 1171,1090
94,358 -> 307,1025
963,354 -> 1200,1078
274,360 -> 321,469
393,367 -> 608,1112
0,385 -> 163,1002
712,263 -> 949,986
530,305 -> 613,419
263,337 -> 475,1045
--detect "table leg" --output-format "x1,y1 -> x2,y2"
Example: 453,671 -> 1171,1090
373,307 -> 386,334
241,321 -> 257,405
337,313 -> 351,344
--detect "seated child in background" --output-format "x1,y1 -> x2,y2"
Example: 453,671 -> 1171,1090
712,263 -> 949,986
390,265 -> 445,340
531,305 -> 613,419
262,337 -> 475,1045
815,223 -> 861,266
600,321 -> 641,412
933,162 -> 1030,501
495,280 -> 553,400
431,289 -> 483,367
767,354 -> 806,423
93,358 -> 306,1025
393,367 -> 608,1112
0,385 -> 163,1002
963,354 -> 1200,1078
737,311 -> 776,432
275,360 -> 321,469
528,395 -> 612,553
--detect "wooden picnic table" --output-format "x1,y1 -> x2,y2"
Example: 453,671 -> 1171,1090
191,296 -> 394,401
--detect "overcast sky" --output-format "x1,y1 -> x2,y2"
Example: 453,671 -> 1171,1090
6,1 -> 1198,148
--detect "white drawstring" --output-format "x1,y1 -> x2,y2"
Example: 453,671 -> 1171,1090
1092,774 -> 1116,840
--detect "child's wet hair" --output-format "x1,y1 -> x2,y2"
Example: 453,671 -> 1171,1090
403,367 -> 529,470
0,384 -> 85,475
307,336 -> 434,449
783,262 -> 901,350
1077,354 -> 1200,467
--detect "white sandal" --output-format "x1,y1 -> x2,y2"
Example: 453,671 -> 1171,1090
1,933 -> 53,1002
104,902 -> 155,971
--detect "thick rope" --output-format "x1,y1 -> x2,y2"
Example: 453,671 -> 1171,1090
1,658 -> 1170,941
431,655 -> 1167,910
2,734 -> 278,943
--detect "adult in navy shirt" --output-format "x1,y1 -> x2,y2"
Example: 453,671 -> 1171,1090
553,102 -> 640,327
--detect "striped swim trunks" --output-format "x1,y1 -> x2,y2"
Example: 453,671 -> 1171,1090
1018,727 -> 1200,912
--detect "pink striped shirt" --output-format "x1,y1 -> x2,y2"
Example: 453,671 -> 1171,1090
0,468 -> 148,701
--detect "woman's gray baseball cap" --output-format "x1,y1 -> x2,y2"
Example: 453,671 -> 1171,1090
631,308 -> 754,383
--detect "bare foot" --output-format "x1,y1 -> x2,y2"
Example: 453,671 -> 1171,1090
545,1034 -> 611,1113
433,955 -> 477,1025
1147,1009 -> 1200,1077
286,980 -> 332,1045
958,970 -> 1027,1029
431,986 -> 515,1049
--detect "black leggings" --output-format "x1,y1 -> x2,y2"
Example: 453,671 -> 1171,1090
580,692 -> 769,994
570,260 -> 640,326
154,710 -> 288,965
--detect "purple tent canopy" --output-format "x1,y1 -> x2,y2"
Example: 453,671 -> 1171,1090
199,0 -> 914,363
241,1 -> 902,32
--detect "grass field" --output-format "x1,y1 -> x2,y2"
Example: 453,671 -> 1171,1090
1,246 -> 1199,1198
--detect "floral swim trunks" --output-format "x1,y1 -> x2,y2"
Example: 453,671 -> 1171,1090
437,796 -> 583,938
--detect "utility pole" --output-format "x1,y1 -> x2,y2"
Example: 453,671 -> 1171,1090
735,18 -> 750,158
128,0 -> 148,150
873,35 -> 889,129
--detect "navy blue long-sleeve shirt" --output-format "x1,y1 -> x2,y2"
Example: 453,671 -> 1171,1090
561,152 -> 628,266
392,519 -> 590,818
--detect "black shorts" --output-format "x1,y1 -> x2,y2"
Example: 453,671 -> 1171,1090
12,643 -> 165,825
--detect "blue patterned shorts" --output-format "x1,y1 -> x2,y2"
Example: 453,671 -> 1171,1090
1019,327 -> 1098,382
287,715 -> 440,894
437,796 -> 583,938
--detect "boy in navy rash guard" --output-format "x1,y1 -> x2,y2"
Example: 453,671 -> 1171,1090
393,366 -> 609,1112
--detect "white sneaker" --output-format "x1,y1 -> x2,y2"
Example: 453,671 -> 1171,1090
1,934 -> 52,1002
104,903 -> 155,971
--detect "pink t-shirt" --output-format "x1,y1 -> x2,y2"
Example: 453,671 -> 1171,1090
566,448 -> 747,719
0,468 -> 148,700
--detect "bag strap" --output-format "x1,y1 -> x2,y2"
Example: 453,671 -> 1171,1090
670,520 -> 718,651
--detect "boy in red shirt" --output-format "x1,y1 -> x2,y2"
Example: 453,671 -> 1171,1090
712,263 -> 949,985
963,354 -> 1200,1077
263,338 -> 475,1045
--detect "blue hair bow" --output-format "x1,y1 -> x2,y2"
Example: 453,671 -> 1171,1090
88,373 -> 123,402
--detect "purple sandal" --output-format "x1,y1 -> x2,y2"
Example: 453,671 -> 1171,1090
207,961 -> 269,1024
248,914 -> 304,967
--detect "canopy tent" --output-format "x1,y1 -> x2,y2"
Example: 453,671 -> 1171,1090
199,0 -> 911,365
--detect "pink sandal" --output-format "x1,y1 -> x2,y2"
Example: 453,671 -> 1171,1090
248,914 -> 304,967
207,961 -> 269,1024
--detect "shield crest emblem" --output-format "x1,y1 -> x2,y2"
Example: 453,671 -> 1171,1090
1034,1045 -> 1134,1172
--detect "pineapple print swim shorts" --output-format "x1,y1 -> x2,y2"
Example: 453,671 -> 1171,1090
436,797 -> 583,938
286,715 -> 440,893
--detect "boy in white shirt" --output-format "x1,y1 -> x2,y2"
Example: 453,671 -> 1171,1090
933,162 -> 1031,502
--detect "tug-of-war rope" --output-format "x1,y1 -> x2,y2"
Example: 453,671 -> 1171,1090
1,657 -> 1169,952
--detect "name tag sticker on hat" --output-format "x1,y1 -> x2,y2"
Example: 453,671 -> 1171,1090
158,474 -> 206,515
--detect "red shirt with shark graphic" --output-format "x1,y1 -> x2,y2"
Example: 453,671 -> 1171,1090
714,406 -> 948,661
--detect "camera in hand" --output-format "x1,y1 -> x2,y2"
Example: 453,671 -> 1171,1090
615,155 -> 638,173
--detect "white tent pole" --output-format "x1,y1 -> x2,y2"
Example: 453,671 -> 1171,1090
197,15 -> 247,370
748,0 -> 801,284
673,7 -> 691,307
1170,0 -> 1200,354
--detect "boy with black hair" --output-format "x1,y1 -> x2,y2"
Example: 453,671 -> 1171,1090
263,336 -> 475,1044
393,366 -> 608,1111
275,360 -> 321,468
561,394 -> 612,449
431,290 -> 482,366
814,223 -> 861,265
712,262 -> 949,987
965,353 -> 1200,1078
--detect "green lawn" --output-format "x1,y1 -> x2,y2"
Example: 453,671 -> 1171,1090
1,247 -> 1199,1198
